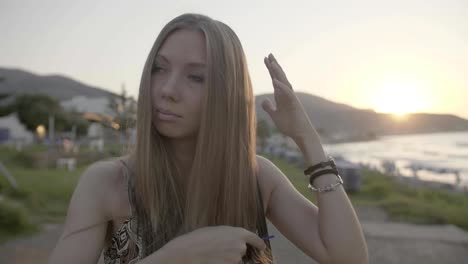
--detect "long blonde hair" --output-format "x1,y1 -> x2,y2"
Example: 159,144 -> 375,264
129,13 -> 272,263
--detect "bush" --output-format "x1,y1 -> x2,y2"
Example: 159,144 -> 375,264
380,195 -> 446,224
354,169 -> 468,230
0,199 -> 34,235
360,181 -> 393,200
11,151 -> 36,168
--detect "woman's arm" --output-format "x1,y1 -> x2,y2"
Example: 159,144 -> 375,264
301,129 -> 369,264
48,161 -> 115,264
260,131 -> 368,264
47,161 -> 181,264
260,53 -> 368,264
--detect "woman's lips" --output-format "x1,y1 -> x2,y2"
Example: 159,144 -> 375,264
156,109 -> 181,121
157,107 -> 180,116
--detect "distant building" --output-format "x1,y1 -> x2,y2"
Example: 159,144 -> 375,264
85,122 -> 104,152
0,113 -> 34,148
87,122 -> 104,138
260,133 -> 303,164
61,96 -> 113,116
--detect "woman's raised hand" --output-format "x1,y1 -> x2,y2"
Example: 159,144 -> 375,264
262,53 -> 315,141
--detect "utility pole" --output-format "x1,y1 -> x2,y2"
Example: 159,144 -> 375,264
49,114 -> 55,144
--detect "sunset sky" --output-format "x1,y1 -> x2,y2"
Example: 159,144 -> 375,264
1,0 -> 467,118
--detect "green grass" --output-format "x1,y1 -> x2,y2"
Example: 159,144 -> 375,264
2,146 -> 468,243
354,170 -> 468,229
0,146 -> 86,242
264,154 -> 468,231
0,198 -> 39,244
0,143 -> 131,243
4,166 -> 85,221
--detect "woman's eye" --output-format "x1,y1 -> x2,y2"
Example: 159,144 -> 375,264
152,65 -> 164,73
189,74 -> 205,83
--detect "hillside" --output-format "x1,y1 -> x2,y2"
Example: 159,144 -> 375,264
0,68 -> 116,101
255,92 -> 468,141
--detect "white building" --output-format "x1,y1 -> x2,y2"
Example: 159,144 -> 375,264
0,113 -> 34,148
61,96 -> 113,116
87,122 -> 104,152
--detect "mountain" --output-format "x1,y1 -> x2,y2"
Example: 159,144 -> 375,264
0,68 -> 116,101
255,92 -> 468,142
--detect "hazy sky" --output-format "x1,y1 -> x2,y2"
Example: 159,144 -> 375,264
2,0 -> 467,118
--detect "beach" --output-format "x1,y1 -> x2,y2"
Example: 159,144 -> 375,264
324,131 -> 468,190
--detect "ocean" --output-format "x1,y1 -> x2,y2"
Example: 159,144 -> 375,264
323,131 -> 468,187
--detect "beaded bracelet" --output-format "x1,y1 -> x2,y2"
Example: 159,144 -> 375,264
303,156 -> 343,192
308,168 -> 339,186
308,175 -> 344,193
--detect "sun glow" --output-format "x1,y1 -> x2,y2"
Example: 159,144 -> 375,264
371,80 -> 428,117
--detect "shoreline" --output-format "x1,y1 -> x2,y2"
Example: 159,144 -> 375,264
322,130 -> 468,145
321,131 -> 468,191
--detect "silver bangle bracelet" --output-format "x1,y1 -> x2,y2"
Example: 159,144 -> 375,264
308,175 -> 344,193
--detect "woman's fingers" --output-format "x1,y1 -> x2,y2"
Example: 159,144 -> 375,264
239,229 -> 267,251
268,54 -> 292,89
272,79 -> 294,101
264,56 -> 275,81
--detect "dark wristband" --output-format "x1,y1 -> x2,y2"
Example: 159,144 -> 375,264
309,168 -> 339,186
304,159 -> 336,176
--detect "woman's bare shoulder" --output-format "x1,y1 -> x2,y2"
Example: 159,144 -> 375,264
256,155 -> 277,212
82,156 -> 133,189
256,155 -> 274,182
50,159 -> 126,264
255,155 -> 287,190
65,158 -> 128,226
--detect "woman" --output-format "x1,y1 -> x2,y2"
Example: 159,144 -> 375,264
49,13 -> 368,264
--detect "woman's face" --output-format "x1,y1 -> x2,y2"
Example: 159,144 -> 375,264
151,29 -> 207,140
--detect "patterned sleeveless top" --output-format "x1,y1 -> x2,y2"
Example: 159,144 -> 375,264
102,160 -> 272,263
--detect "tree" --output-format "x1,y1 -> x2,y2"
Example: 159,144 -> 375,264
15,94 -> 62,131
12,94 -> 89,137
107,83 -> 137,140
0,93 -> 13,117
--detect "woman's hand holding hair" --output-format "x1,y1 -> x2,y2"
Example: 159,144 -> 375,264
153,225 -> 266,264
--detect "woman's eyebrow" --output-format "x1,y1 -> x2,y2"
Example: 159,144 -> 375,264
186,62 -> 206,68
155,54 -> 167,61
156,54 -> 205,68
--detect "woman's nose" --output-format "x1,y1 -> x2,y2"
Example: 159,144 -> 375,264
160,74 -> 181,101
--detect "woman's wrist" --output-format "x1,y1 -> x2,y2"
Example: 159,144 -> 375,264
292,127 -> 345,191
293,128 -> 327,166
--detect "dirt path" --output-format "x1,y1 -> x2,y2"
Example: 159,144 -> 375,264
269,221 -> 468,264
269,206 -> 468,264
0,224 -> 62,264
1,206 -> 468,264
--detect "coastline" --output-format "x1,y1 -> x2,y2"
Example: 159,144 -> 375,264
321,131 -> 468,191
